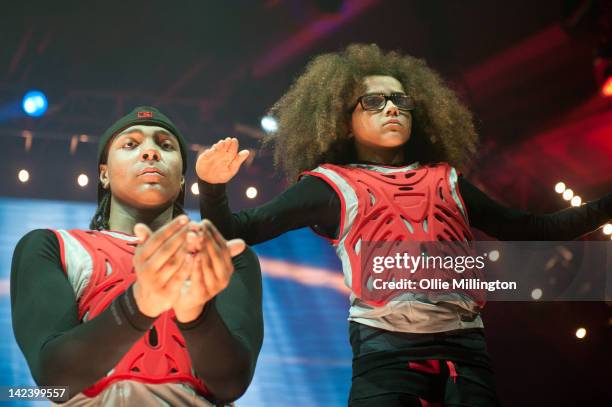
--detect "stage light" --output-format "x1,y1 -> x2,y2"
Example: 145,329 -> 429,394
531,288 -> 542,300
593,42 -> 612,97
575,327 -> 586,339
562,189 -> 573,201
246,186 -> 258,199
77,174 -> 89,187
260,116 -> 278,134
22,90 -> 48,117
18,169 -> 29,183
570,196 -> 582,207
603,77 -> 612,97
554,182 -> 566,193
488,250 -> 500,262
191,182 -> 199,195
603,223 -> 612,235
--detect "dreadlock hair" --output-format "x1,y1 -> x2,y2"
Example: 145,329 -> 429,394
89,188 -> 186,231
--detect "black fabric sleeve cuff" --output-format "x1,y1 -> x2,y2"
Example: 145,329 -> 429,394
114,284 -> 157,331
175,298 -> 216,331
197,179 -> 227,199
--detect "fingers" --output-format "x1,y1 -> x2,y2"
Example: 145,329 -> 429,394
157,239 -> 189,287
134,223 -> 153,245
143,222 -> 191,273
198,239 -> 213,297
222,137 -> 232,153
186,225 -> 203,253
136,215 -> 189,262
202,218 -> 246,257
210,138 -> 240,155
228,137 -> 238,156
202,220 -> 234,284
163,251 -> 193,294
190,252 -> 205,291
229,149 -> 250,173
226,239 -> 246,257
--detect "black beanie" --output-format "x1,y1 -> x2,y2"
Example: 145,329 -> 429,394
96,106 -> 189,205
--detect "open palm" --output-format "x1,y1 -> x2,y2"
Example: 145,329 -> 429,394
196,137 -> 250,184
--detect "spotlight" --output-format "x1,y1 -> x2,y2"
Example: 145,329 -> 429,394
18,169 -> 29,183
554,182 -> 566,193
570,196 -> 582,206
603,77 -> 612,97
260,115 -> 278,134
531,288 -> 543,300
22,90 -> 48,117
575,327 -> 587,339
246,186 -> 258,199
594,45 -> 612,97
191,182 -> 199,195
603,223 -> 612,235
488,250 -> 500,262
562,189 -> 574,201
77,174 -> 89,187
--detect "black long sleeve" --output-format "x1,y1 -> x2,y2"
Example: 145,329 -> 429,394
460,178 -> 612,240
11,229 -> 156,400
198,174 -> 612,243
11,229 -> 263,404
175,247 -> 263,404
199,175 -> 340,243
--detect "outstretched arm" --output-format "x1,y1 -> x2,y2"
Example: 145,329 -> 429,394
460,177 -> 612,240
196,138 -> 340,244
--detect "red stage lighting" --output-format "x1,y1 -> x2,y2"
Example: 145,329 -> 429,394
601,76 -> 612,96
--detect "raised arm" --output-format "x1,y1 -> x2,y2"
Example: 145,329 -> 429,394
460,177 -> 612,240
196,138 -> 340,244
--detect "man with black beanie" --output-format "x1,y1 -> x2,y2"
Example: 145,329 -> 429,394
11,106 -> 264,406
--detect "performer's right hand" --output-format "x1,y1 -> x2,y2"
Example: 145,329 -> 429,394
195,137 -> 250,184
131,215 -> 196,318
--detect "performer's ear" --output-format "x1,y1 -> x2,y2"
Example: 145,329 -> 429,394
99,164 -> 110,189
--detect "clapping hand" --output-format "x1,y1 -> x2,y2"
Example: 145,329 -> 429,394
132,216 -> 245,323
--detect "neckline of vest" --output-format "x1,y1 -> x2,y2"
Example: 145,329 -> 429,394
100,230 -> 139,242
348,161 -> 421,170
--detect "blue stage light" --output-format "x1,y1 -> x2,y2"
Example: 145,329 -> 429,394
22,90 -> 48,117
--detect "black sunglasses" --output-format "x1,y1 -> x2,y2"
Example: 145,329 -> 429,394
353,93 -> 415,112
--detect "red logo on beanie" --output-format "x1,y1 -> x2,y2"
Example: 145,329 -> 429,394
137,111 -> 153,118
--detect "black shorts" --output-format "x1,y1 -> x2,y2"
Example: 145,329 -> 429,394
349,356 -> 500,406
349,322 -> 500,406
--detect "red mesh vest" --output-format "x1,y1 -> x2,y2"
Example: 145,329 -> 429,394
303,163 -> 485,307
53,229 -> 210,398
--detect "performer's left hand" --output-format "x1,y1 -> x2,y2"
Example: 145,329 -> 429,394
173,220 -> 245,323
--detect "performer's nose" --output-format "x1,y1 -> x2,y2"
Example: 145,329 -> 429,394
385,101 -> 400,116
142,149 -> 160,161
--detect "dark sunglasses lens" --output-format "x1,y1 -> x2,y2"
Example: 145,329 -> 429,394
361,95 -> 386,110
391,95 -> 413,110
